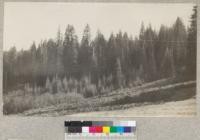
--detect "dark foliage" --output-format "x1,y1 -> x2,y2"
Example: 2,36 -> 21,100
3,11 -> 196,96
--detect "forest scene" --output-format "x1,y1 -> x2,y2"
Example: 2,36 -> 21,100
3,5 -> 197,116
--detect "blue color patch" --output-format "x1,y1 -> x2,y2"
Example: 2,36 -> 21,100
124,127 -> 132,133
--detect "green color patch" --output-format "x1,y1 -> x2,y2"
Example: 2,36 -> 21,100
110,127 -> 117,133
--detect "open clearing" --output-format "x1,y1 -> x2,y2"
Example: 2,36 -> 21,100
69,98 -> 196,117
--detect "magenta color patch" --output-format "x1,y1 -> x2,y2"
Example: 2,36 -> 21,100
89,127 -> 96,133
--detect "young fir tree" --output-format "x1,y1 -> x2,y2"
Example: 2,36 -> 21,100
63,77 -> 68,93
115,58 -> 123,89
45,77 -> 52,93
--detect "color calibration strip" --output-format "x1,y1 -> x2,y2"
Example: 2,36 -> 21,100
64,121 -> 136,140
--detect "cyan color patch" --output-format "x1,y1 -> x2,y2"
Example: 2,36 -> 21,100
116,126 -> 124,133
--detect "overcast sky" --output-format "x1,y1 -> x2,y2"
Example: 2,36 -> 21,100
4,2 -> 194,51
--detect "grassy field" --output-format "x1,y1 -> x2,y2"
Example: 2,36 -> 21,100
69,98 -> 196,117
13,78 -> 196,117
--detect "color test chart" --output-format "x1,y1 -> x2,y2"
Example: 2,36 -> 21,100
64,121 -> 137,140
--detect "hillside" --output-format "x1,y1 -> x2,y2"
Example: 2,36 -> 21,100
19,78 -> 196,117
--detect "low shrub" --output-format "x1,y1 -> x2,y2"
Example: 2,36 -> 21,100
3,91 -> 84,115
3,94 -> 34,114
83,84 -> 97,98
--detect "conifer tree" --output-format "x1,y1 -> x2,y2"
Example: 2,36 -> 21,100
114,58 -> 123,89
187,6 -> 197,79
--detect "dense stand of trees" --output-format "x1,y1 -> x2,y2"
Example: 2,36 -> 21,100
3,6 -> 196,97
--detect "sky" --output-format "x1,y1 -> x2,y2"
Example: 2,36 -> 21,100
4,2 -> 194,51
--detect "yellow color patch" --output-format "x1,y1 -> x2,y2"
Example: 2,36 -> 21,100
103,126 -> 110,133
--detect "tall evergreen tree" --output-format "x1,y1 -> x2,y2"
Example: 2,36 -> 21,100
63,25 -> 78,77
78,24 -> 92,76
56,27 -> 64,77
30,42 -> 37,93
172,17 -> 187,76
187,6 -> 197,79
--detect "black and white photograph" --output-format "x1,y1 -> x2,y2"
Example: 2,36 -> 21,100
3,3 -> 197,116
